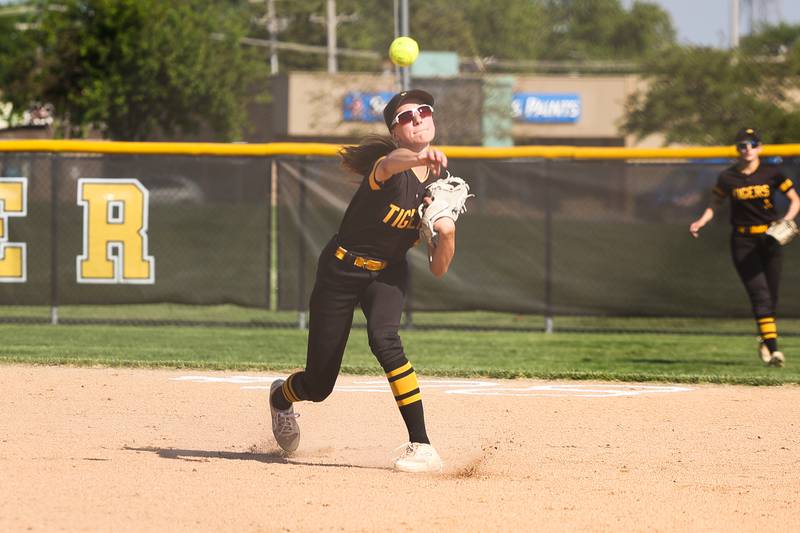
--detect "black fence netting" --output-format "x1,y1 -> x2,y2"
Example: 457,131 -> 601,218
277,155 -> 800,320
0,153 -> 270,310
3,150 -> 800,332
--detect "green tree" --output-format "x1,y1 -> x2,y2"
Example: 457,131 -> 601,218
1,0 -> 267,140
540,0 -> 675,61
246,0 -> 673,73
622,25 -> 800,145
0,3 -> 38,112
410,0 -> 548,63
617,2 -> 676,58
0,13 -> 23,85
740,22 -> 800,57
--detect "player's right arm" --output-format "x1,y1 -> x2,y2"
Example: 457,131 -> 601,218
689,192 -> 724,238
374,147 -> 447,183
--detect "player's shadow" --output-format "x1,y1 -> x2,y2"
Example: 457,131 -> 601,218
124,446 -> 390,471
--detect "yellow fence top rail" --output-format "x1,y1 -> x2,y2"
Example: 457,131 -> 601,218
2,139 -> 800,159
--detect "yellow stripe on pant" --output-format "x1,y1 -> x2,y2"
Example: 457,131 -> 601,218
386,362 -> 422,407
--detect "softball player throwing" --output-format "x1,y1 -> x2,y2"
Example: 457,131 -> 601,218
269,90 -> 459,472
690,128 -> 800,366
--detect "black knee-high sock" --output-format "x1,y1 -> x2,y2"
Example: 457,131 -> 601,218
271,372 -> 302,410
758,317 -> 779,352
386,362 -> 430,444
399,401 -> 430,444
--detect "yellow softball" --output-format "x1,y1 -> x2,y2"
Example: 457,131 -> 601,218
389,36 -> 419,67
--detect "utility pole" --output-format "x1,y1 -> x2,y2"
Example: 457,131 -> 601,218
398,0 -> 410,91
267,0 -> 278,74
730,0 -> 740,48
326,0 -> 337,73
310,0 -> 357,74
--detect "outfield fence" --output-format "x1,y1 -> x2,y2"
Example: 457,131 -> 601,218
2,140 -> 800,333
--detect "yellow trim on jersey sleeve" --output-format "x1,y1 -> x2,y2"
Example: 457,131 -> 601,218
779,178 -> 794,193
368,156 -> 387,191
712,186 -> 726,198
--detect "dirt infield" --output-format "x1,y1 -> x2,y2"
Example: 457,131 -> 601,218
1,365 -> 798,532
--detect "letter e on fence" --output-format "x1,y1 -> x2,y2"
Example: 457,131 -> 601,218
0,177 -> 27,282
76,179 -> 155,284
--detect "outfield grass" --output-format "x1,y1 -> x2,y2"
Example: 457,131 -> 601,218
5,304 -> 800,335
1,322 -> 797,385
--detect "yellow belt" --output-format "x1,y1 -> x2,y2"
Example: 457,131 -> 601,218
735,225 -> 769,234
334,246 -> 387,271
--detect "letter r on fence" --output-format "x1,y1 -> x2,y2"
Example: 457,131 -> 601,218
76,179 -> 155,284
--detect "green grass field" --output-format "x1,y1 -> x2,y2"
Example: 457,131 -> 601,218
1,305 -> 798,385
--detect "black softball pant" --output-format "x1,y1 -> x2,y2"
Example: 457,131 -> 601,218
291,236 -> 409,402
730,233 -> 783,319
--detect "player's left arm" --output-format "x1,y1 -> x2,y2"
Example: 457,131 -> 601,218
783,187 -> 800,221
427,217 -> 455,278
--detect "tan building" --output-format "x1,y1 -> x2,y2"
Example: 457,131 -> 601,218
262,71 -> 663,147
0,72 -> 662,147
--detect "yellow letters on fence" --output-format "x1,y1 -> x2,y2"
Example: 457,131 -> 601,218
76,179 -> 154,284
0,178 -> 27,282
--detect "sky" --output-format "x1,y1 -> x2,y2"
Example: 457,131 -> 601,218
623,0 -> 800,47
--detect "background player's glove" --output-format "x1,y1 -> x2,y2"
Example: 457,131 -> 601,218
418,172 -> 475,247
766,219 -> 799,246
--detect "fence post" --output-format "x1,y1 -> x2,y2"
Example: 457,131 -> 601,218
544,160 -> 554,334
267,158 -> 277,311
297,159 -> 307,329
49,155 -> 60,325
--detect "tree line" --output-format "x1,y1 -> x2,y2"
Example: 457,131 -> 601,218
0,0 -> 798,143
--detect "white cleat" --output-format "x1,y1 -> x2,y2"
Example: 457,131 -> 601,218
393,442 -> 443,473
758,340 -> 772,365
269,379 -> 300,452
768,351 -> 785,368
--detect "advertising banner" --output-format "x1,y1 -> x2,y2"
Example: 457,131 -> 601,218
512,93 -> 581,123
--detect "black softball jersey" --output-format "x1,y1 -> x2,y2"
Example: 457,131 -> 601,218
337,157 -> 433,261
712,163 -> 795,227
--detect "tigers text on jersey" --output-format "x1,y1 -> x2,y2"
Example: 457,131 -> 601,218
712,163 -> 794,226
337,157 -> 434,261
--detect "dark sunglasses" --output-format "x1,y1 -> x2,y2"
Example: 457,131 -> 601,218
737,140 -> 760,151
391,104 -> 434,127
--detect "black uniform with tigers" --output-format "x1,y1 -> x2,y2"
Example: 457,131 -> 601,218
712,156 -> 794,352
338,160 -> 432,260
274,159 -> 434,444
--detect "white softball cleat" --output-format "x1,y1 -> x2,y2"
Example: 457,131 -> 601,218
269,379 -> 300,452
768,351 -> 785,368
758,340 -> 772,365
393,442 -> 443,473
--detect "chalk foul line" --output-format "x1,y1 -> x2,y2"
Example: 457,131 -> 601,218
170,376 -> 692,398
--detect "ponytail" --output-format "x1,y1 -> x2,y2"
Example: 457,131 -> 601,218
339,135 -> 397,176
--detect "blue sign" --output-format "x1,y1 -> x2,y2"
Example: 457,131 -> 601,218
512,93 -> 581,123
343,92 -> 394,123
